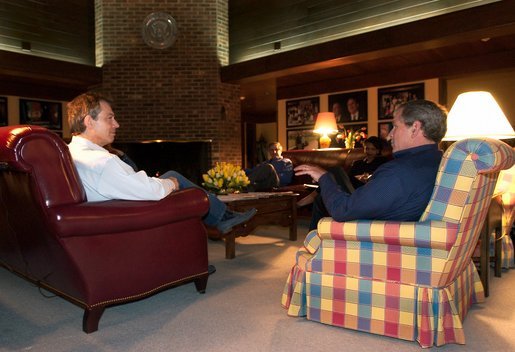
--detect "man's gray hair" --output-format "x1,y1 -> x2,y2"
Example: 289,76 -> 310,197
396,100 -> 448,143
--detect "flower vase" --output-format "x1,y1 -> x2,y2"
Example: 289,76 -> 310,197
345,140 -> 355,149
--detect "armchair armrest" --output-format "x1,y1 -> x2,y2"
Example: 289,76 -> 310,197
317,218 -> 459,251
47,188 -> 209,237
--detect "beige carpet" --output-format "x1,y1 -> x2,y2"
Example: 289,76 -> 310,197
1,218 -> 514,351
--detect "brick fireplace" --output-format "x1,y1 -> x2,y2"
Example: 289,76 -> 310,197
95,0 -> 241,166
113,140 -> 212,186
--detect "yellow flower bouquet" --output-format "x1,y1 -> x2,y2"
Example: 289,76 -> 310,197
202,162 -> 250,194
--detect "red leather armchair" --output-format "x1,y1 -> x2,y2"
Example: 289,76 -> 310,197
0,125 -> 211,333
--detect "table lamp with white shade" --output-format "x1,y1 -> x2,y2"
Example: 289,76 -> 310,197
313,112 -> 338,149
442,91 -> 515,297
443,91 -> 515,141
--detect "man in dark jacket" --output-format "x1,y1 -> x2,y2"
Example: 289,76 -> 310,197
295,99 -> 447,230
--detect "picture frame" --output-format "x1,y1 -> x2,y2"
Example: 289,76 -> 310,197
19,99 -> 62,130
0,97 -> 7,126
378,83 -> 424,119
287,129 -> 319,150
286,97 -> 319,128
328,90 -> 368,128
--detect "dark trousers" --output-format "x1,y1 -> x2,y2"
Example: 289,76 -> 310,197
309,166 -> 355,230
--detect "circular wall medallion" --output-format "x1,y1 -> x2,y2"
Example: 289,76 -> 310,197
142,12 -> 178,49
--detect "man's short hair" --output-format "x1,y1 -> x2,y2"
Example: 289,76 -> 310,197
269,142 -> 282,150
396,100 -> 448,143
67,92 -> 112,135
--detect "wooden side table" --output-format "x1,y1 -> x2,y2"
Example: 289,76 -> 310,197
207,192 -> 298,259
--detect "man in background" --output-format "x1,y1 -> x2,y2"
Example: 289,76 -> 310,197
246,142 -> 293,191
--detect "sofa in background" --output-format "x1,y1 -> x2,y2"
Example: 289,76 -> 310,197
0,125 -> 211,333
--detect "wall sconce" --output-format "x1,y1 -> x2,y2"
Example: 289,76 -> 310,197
443,91 -> 515,141
314,112 -> 338,149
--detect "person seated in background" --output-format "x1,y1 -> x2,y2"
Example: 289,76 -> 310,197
295,99 -> 447,231
297,136 -> 389,207
348,136 -> 390,189
66,92 -> 256,239
246,142 -> 293,191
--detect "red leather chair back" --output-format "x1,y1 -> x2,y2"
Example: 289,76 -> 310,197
0,125 -> 86,207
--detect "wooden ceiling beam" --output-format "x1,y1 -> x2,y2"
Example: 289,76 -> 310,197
0,51 -> 102,100
276,49 -> 515,101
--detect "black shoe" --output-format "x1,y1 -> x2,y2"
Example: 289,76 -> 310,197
208,264 -> 216,275
216,208 -> 257,234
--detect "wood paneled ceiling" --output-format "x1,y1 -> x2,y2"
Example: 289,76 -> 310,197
222,1 -> 515,118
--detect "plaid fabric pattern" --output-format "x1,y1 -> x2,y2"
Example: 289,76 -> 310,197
313,219 -> 454,287
282,138 -> 514,348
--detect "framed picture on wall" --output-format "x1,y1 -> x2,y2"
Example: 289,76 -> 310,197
286,97 -> 319,128
0,97 -> 7,126
287,129 -> 319,150
328,90 -> 368,129
19,99 -> 62,130
378,83 -> 424,119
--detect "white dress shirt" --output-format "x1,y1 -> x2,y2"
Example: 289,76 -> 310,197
68,135 -> 175,202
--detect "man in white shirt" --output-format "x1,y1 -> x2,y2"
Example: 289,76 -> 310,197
67,92 -> 256,236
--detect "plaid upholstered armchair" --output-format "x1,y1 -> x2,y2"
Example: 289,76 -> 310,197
282,138 -> 515,348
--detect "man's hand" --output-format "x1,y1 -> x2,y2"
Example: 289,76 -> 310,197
168,176 -> 179,191
294,164 -> 327,183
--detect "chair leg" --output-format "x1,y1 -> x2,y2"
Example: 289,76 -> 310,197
494,229 -> 502,277
480,222 -> 489,297
194,274 -> 208,293
83,306 -> 106,333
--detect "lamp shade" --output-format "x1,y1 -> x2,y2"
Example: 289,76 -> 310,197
313,112 -> 338,135
443,91 -> 515,141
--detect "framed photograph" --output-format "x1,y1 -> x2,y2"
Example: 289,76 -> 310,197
328,90 -> 368,128
0,97 -> 7,126
286,97 -> 319,128
19,99 -> 62,130
378,122 -> 393,142
287,129 -> 319,150
378,83 -> 424,119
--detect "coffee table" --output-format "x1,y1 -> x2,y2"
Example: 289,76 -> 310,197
207,192 -> 298,259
